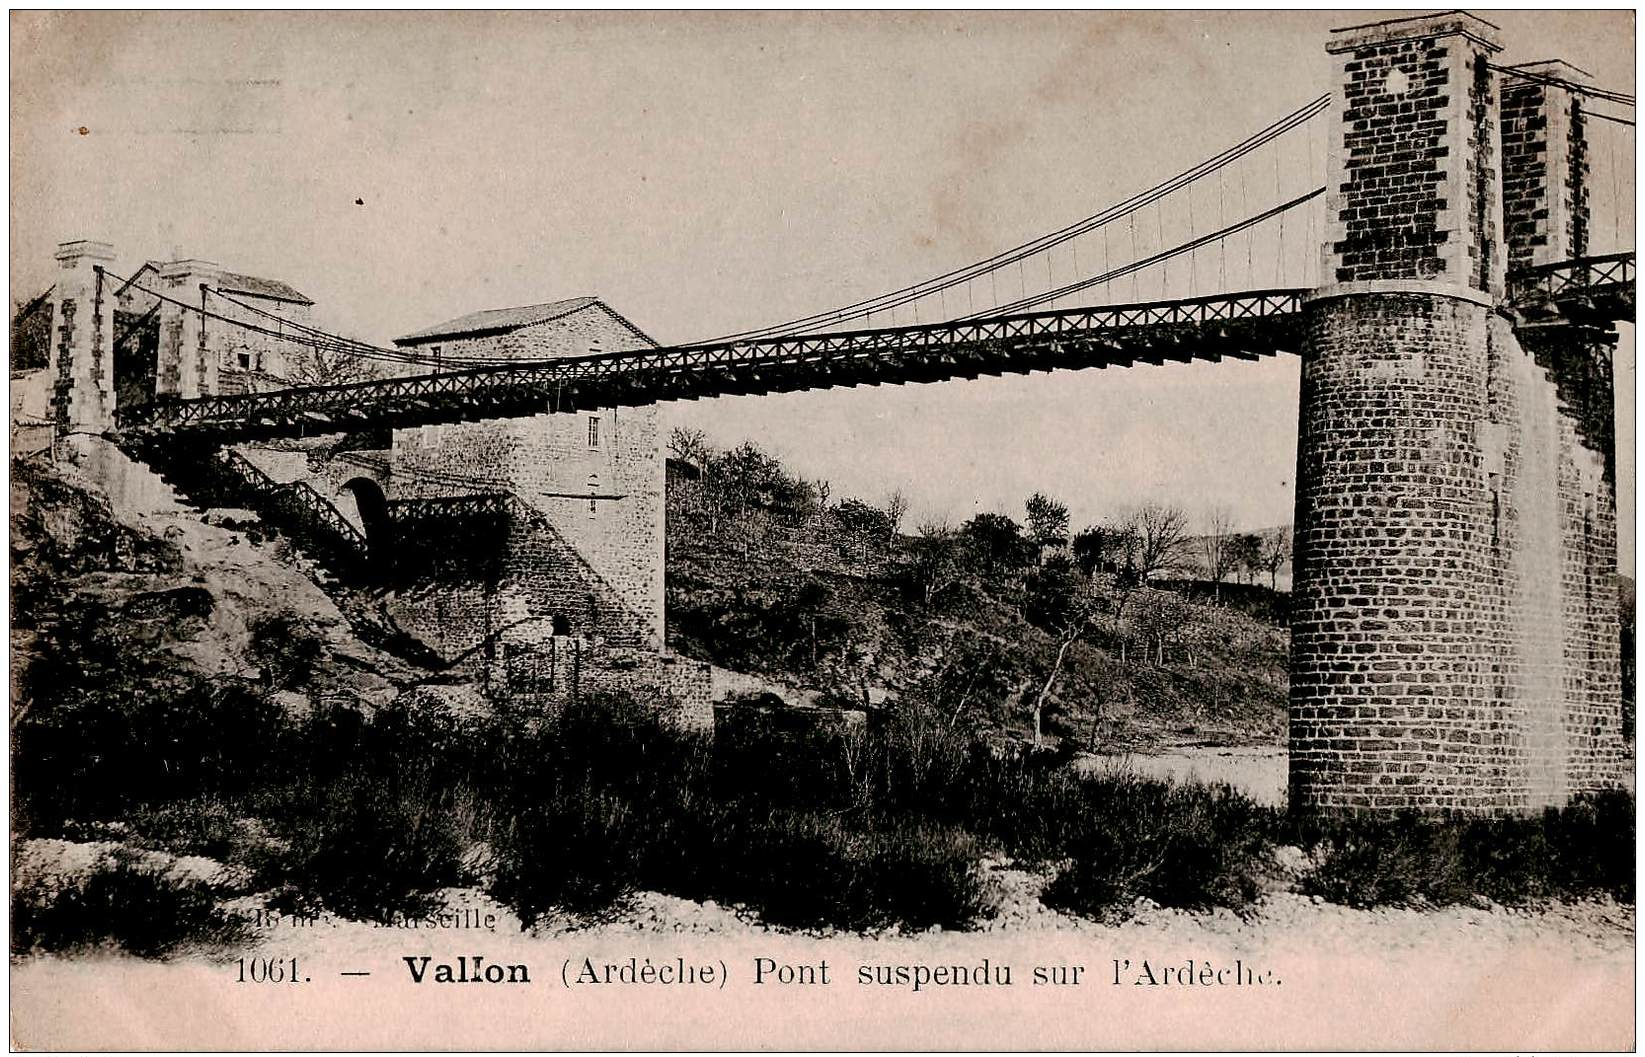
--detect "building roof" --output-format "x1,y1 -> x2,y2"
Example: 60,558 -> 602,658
393,297 -> 658,349
215,269 -> 313,306
393,296 -> 610,346
113,261 -> 314,306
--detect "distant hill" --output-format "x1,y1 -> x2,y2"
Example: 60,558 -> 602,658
664,444 -> 1290,752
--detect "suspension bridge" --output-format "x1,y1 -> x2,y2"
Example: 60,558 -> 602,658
97,75 -> 1631,450
29,11 -> 1640,814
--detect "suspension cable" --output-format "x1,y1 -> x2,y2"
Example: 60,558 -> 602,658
704,93 -> 1330,341
963,185 -> 1325,318
1491,63 -> 1635,107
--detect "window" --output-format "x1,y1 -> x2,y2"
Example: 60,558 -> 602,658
237,352 -> 251,370
587,416 -> 601,448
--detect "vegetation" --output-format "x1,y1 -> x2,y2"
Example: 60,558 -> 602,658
665,431 -> 1291,751
12,849 -> 250,958
1296,791 -> 1635,909
8,447 -> 1635,957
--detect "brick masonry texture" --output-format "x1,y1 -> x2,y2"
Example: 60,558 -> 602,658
1295,15 -> 1625,813
1501,75 -> 1591,271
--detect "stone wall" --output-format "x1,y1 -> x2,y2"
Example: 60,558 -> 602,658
391,303 -> 666,648
1501,63 -> 1593,271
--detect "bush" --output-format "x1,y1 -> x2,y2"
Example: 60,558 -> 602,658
1298,790 -> 1636,909
484,695 -> 1000,932
705,809 -> 997,932
1297,811 -> 1466,908
1042,777 -> 1280,921
12,849 -> 248,959
262,772 -> 472,922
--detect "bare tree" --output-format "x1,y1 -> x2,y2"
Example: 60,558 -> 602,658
668,426 -> 711,467
1258,526 -> 1292,589
909,519 -> 964,607
1029,578 -> 1103,747
285,343 -> 382,388
1129,502 -> 1193,583
883,489 -> 910,540
1199,505 -> 1238,602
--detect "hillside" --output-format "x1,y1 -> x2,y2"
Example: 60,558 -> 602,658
664,443 -> 1291,752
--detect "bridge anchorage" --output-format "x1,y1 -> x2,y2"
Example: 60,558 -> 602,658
23,11 -> 1634,812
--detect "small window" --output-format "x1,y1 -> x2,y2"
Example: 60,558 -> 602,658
237,352 -> 251,370
588,416 -> 601,448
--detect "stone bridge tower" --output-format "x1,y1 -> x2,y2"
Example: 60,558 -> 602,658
1290,12 -> 1626,812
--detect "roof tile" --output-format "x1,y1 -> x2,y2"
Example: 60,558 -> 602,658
394,296 -> 608,345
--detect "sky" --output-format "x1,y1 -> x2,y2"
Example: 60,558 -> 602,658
9,9 -> 1636,564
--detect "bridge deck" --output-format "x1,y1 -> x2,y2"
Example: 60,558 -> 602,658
118,289 -> 1309,443
115,253 -> 1632,447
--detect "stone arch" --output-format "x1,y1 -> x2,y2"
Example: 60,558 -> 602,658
340,476 -> 391,545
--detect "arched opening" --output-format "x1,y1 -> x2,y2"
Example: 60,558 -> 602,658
551,614 -> 571,637
340,477 -> 391,554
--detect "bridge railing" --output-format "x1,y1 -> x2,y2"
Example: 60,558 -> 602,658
115,288 -> 1310,438
218,447 -> 369,560
1507,251 -> 1636,305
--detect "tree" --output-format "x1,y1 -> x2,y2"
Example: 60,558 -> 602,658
1229,532 -> 1264,585
961,512 -> 1032,580
1199,506 -> 1238,601
1070,524 -> 1111,578
1028,572 -> 1106,746
1129,502 -> 1193,583
1024,492 -> 1071,559
883,489 -> 910,541
1024,552 -> 1082,631
668,426 -> 711,468
907,519 -> 964,607
285,342 -> 382,388
1257,526 -> 1291,589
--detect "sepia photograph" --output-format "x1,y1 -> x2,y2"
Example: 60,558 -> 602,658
7,8 -> 1637,1051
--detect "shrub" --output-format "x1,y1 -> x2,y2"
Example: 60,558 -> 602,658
1298,791 -> 1635,909
265,772 -> 471,922
1542,789 -> 1635,902
1042,777 -> 1280,921
247,612 -> 325,691
705,809 -> 998,932
12,849 -> 248,959
1297,811 -> 1466,908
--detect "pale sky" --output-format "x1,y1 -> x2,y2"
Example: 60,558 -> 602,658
10,10 -> 1635,566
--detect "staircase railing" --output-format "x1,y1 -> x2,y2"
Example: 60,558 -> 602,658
215,448 -> 369,567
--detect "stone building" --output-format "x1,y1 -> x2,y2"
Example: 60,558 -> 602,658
10,246 -> 316,451
130,262 -> 317,395
377,296 -> 707,723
